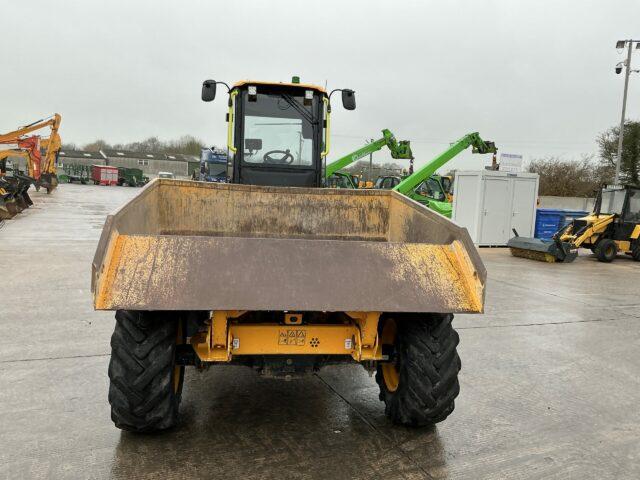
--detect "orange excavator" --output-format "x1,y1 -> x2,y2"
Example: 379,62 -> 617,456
0,114 -> 62,219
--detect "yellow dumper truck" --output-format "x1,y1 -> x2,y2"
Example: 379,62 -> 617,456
92,78 -> 486,432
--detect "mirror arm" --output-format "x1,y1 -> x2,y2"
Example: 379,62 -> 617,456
216,81 -> 231,93
210,81 -> 233,106
327,88 -> 343,113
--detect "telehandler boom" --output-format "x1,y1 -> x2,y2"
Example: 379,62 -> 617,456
392,132 -> 496,217
93,77 -> 486,433
325,128 -> 413,179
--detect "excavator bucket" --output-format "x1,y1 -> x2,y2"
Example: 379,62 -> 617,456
93,180 -> 486,313
0,179 -> 25,214
1,182 -> 20,217
38,172 -> 59,193
10,175 -> 33,208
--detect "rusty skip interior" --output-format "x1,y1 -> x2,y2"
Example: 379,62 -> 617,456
108,179 -> 470,245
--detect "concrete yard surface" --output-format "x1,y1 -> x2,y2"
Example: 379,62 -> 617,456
0,184 -> 639,479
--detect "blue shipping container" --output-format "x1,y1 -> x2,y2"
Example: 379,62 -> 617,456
534,209 -> 589,240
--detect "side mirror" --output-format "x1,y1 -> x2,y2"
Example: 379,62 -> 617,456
342,89 -> 356,110
202,80 -> 217,102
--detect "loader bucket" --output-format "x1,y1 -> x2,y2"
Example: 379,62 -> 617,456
507,236 -> 578,263
92,180 -> 486,313
0,184 -> 20,217
14,175 -> 34,206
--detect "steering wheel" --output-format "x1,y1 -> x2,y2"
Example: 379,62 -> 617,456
263,149 -> 294,164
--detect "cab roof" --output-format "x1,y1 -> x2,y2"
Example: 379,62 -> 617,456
232,80 -> 326,94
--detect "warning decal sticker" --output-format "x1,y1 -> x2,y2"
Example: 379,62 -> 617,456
278,329 -> 307,346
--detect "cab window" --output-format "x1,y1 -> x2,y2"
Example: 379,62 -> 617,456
416,178 -> 445,201
624,189 -> 640,222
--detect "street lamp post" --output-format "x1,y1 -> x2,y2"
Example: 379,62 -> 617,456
614,39 -> 640,184
368,138 -> 374,182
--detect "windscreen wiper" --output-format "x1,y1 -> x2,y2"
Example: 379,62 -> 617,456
281,94 -> 316,125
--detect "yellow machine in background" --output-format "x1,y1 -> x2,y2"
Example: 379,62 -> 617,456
0,114 -> 62,219
441,175 -> 454,202
0,113 -> 62,193
509,185 -> 640,263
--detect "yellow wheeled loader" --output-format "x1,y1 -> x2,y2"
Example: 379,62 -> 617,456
508,185 -> 640,263
93,78 -> 486,433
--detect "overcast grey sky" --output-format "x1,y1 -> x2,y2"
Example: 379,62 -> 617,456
3,0 -> 640,171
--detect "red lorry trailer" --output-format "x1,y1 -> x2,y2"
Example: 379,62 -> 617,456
92,165 -> 118,186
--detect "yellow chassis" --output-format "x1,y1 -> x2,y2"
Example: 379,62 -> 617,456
190,311 -> 383,362
559,214 -> 640,253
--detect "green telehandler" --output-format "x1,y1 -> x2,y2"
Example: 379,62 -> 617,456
328,132 -> 496,218
392,132 -> 497,217
325,129 -> 413,188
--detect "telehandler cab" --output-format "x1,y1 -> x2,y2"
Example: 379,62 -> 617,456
94,77 -> 486,432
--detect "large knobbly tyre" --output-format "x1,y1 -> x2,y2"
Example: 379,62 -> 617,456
632,241 -> 640,261
108,310 -> 184,433
595,238 -> 617,263
376,314 -> 461,427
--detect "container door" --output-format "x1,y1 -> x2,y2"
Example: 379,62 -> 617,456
510,178 -> 537,238
452,174 -> 481,242
480,177 -> 510,245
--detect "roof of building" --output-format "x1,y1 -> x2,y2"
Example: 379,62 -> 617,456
165,153 -> 199,162
101,150 -> 198,162
58,150 -> 106,159
101,149 -> 162,160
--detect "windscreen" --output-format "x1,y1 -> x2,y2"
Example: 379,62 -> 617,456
242,91 -> 315,167
416,178 -> 446,201
327,174 -> 352,189
599,189 -> 626,215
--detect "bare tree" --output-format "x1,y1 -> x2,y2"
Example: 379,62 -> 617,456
528,155 -> 610,197
82,139 -> 112,151
80,136 -> 205,156
597,120 -> 640,185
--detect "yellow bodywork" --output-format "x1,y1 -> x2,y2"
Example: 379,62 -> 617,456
559,213 -> 638,254
233,79 -> 327,94
191,311 -> 382,362
559,214 -> 614,248
0,113 -> 62,181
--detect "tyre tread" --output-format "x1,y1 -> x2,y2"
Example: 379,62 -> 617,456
375,313 -> 461,427
108,310 -> 181,433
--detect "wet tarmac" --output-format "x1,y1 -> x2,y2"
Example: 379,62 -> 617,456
0,184 -> 638,479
